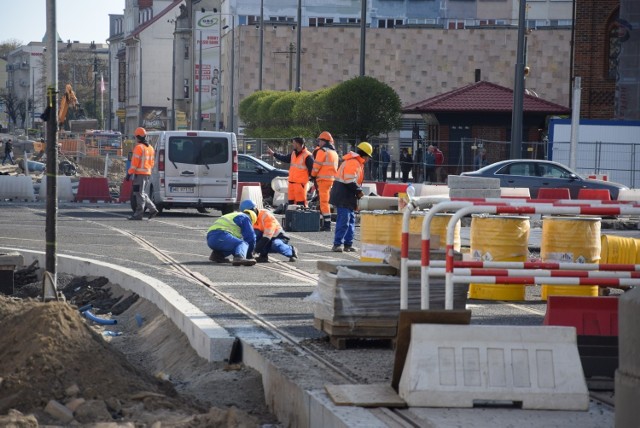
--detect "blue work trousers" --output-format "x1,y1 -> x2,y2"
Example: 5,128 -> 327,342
333,206 -> 356,247
207,230 -> 253,258
255,231 -> 293,257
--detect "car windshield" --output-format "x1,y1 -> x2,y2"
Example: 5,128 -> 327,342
168,136 -> 229,165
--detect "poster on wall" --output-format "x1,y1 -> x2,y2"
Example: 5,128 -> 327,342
195,11 -> 221,124
141,107 -> 168,130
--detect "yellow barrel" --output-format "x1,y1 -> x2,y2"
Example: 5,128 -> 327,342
541,216 -> 601,300
468,215 -> 531,301
359,211 -> 460,263
601,234 -> 640,264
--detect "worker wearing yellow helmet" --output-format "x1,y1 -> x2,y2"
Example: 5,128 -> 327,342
206,209 -> 257,266
329,142 -> 372,252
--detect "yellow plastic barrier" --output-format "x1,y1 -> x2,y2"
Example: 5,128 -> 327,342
600,234 -> 640,264
541,216 -> 601,300
468,215 -> 530,301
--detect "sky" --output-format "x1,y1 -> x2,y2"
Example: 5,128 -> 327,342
1,0 -> 126,46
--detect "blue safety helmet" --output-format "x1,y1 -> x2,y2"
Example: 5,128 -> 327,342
239,199 -> 257,212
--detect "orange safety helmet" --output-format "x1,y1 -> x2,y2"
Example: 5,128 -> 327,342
134,127 -> 147,140
317,131 -> 334,143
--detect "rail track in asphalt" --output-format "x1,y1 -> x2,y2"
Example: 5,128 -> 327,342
34,206 -> 617,423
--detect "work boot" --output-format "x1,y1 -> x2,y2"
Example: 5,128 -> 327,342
127,216 -> 143,221
343,245 -> 356,253
209,251 -> 229,263
147,209 -> 159,220
321,222 -> 331,232
332,245 -> 343,252
255,255 -> 269,263
289,246 -> 298,262
232,256 -> 256,266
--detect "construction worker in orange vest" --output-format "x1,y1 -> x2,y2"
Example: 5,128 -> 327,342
239,200 -> 298,263
329,142 -> 372,252
126,127 -> 159,220
311,131 -> 339,231
267,137 -> 314,206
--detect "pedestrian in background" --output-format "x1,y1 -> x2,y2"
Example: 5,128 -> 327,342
425,145 -> 436,182
2,139 -> 15,166
126,127 -> 159,220
330,142 -> 372,252
239,199 -> 297,263
400,149 -> 413,183
473,148 -> 488,170
433,144 -> 444,182
267,137 -> 313,207
311,131 -> 339,231
380,146 -> 391,182
207,208 -> 257,266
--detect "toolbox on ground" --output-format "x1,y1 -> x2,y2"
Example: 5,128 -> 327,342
284,206 -> 321,232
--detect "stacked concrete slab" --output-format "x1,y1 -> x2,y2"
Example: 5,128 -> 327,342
447,175 -> 501,199
616,286 -> 640,428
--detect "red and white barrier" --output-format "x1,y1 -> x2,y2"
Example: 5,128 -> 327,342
399,197 -> 640,311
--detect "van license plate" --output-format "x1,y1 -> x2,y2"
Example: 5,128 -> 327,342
172,186 -> 194,193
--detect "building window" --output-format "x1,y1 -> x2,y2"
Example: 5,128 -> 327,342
378,19 -> 403,28
309,17 -> 334,27
339,18 -> 360,24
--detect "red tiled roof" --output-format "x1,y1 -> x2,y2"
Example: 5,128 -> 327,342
402,81 -> 570,115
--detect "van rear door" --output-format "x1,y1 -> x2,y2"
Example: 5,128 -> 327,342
163,132 -> 232,200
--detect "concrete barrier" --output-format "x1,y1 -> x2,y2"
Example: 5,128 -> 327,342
240,184 -> 263,210
615,286 -> 640,428
0,175 -> 36,201
38,176 -> 75,202
398,324 -> 589,410
501,187 -> 531,198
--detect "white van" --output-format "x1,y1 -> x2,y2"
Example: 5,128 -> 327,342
130,130 -> 238,214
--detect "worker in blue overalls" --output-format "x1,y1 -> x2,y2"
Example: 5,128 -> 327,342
206,209 -> 257,266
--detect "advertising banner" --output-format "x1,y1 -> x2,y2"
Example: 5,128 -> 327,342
195,11 -> 221,125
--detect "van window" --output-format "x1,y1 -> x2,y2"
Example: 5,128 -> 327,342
168,136 -> 229,165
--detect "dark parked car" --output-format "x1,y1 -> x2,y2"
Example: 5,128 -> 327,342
238,154 -> 288,199
460,159 -> 628,200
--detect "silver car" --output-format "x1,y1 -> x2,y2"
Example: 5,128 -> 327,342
460,159 -> 628,200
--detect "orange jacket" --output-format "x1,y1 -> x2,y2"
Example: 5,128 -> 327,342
329,151 -> 366,210
311,146 -> 338,181
128,142 -> 155,175
288,148 -> 312,183
254,209 -> 283,239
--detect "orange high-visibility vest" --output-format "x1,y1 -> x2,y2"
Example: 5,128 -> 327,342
311,148 -> 338,181
335,152 -> 365,186
288,149 -> 311,183
254,209 -> 283,239
128,143 -> 155,175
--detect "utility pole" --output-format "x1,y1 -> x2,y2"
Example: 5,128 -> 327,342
510,0 -> 527,159
295,0 -> 302,91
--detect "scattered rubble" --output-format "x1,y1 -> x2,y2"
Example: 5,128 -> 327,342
0,263 -> 278,427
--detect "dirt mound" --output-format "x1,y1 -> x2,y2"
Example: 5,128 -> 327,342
0,272 -> 275,427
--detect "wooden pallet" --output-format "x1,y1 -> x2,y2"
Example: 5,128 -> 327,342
314,317 -> 397,350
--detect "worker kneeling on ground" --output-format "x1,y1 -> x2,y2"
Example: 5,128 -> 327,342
240,200 -> 298,263
267,137 -> 313,207
206,209 -> 258,266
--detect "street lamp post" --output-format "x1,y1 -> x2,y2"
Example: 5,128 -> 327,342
197,30 -> 203,130
222,16 -> 236,132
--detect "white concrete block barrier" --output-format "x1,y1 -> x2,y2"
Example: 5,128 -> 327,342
2,247 -> 235,363
37,175 -> 75,201
240,184 -> 264,210
447,175 -> 500,189
0,175 -> 36,201
615,286 -> 640,428
399,324 -> 589,410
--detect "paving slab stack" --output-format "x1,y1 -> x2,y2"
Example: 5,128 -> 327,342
447,175 -> 501,199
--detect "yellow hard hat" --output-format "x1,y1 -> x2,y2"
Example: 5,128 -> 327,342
317,131 -> 334,143
357,142 -> 373,157
243,209 -> 257,225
